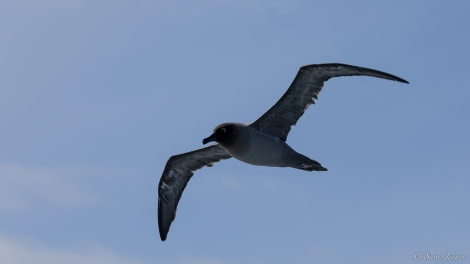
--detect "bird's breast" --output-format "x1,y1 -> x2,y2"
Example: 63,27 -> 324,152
223,130 -> 290,167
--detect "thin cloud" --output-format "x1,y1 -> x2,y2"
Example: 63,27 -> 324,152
151,0 -> 304,19
4,0 -> 83,10
180,257 -> 233,264
261,179 -> 280,191
201,0 -> 303,13
219,175 -> 243,191
0,234 -> 151,264
0,234 -> 233,264
0,163 -> 98,211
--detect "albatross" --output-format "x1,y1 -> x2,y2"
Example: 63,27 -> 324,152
158,63 -> 408,241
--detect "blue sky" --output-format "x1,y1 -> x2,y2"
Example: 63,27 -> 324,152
1,1 -> 469,263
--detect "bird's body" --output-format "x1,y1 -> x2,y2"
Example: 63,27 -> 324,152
157,63 -> 409,241
205,123 -> 326,171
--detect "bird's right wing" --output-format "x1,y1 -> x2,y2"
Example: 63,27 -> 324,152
158,144 -> 232,241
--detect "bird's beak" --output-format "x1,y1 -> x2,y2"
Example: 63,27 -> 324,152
202,133 -> 217,144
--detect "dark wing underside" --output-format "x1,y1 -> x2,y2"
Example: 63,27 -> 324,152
158,144 -> 232,241
250,63 -> 409,141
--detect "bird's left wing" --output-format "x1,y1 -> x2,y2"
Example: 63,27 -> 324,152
158,144 -> 232,241
250,63 -> 409,141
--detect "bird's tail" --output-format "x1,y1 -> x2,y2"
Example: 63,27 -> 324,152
292,154 -> 328,171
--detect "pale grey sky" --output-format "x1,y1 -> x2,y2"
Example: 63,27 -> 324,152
1,1 -> 469,263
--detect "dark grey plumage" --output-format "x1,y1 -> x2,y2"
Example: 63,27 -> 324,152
158,63 -> 408,241
158,144 -> 231,241
250,63 -> 409,141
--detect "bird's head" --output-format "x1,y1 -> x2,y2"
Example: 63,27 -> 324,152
203,123 -> 241,146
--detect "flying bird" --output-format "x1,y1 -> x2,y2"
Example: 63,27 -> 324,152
158,63 -> 408,241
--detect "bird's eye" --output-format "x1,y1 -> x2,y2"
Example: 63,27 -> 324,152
220,127 -> 226,133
